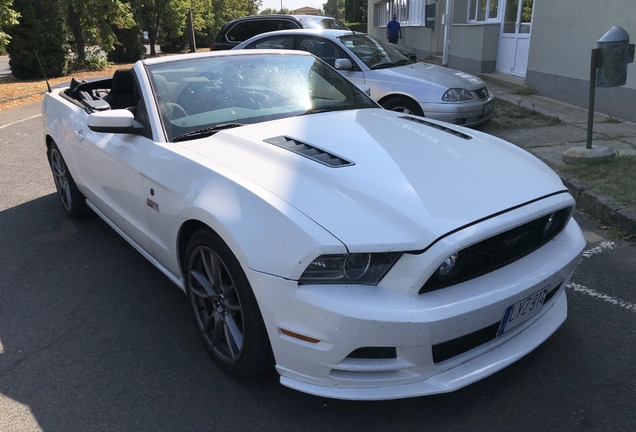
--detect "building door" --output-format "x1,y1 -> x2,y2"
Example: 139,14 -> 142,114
497,0 -> 533,77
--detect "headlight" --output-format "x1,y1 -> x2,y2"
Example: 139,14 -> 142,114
442,88 -> 475,102
299,252 -> 403,285
432,252 -> 465,280
437,253 -> 459,277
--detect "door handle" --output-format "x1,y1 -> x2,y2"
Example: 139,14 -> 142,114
74,129 -> 84,140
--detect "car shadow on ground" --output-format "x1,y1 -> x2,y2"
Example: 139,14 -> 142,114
0,193 -> 587,431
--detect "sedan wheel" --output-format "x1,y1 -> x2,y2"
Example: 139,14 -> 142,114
185,228 -> 273,378
382,96 -> 424,117
48,142 -> 91,218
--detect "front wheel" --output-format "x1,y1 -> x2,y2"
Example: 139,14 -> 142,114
382,97 -> 424,117
184,228 -> 274,378
47,141 -> 91,218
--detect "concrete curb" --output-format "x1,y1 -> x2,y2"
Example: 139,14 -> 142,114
0,91 -> 46,104
558,172 -> 636,236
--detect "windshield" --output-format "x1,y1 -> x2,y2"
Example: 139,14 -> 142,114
146,53 -> 376,142
299,17 -> 349,30
338,34 -> 410,69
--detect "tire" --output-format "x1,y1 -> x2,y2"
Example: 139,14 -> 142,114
382,96 -> 424,117
47,141 -> 92,218
184,228 -> 274,378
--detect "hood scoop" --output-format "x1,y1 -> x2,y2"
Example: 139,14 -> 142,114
264,135 -> 354,167
400,116 -> 473,140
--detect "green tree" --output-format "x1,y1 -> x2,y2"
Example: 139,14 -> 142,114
64,0 -> 136,62
158,0 -> 189,53
322,0 -> 344,19
108,0 -> 145,63
0,0 -> 20,52
258,8 -> 289,15
344,0 -> 364,22
139,0 -> 169,56
7,0 -> 67,78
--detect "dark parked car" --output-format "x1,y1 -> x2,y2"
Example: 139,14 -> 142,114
211,14 -> 417,61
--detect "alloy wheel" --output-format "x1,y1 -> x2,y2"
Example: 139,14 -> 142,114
188,245 -> 244,363
50,148 -> 73,211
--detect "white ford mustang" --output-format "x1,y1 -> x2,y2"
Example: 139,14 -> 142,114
42,50 -> 586,400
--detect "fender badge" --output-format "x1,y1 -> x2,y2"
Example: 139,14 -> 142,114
147,198 -> 159,212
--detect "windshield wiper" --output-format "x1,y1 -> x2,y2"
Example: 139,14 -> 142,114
173,123 -> 243,142
371,59 -> 413,70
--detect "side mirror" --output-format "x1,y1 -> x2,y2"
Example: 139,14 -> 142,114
334,58 -> 353,71
87,109 -> 145,134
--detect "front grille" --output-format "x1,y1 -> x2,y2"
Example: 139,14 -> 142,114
420,207 -> 572,294
432,283 -> 563,363
475,87 -> 489,99
264,136 -> 354,167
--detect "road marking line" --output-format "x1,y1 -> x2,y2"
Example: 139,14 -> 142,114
0,114 -> 41,130
567,282 -> 636,312
581,241 -> 615,258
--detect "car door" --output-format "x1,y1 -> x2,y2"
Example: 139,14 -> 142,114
295,35 -> 365,87
72,78 -> 153,254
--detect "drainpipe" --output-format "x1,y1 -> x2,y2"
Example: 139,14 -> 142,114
442,0 -> 454,66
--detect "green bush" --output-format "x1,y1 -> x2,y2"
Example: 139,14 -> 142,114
68,48 -> 109,72
7,0 -> 67,78
160,35 -> 188,54
108,25 -> 145,63
344,22 -> 367,32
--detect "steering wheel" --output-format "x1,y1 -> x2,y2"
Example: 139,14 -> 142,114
368,53 -> 385,68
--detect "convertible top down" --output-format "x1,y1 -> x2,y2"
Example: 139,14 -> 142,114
42,50 -> 585,400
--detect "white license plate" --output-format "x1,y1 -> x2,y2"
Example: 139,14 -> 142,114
496,286 -> 549,337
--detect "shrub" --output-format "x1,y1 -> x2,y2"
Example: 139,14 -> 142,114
108,25 -> 145,63
68,47 -> 109,72
7,0 -> 67,78
344,22 -> 367,32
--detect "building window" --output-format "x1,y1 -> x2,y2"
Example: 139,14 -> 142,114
467,0 -> 500,23
374,0 -> 435,27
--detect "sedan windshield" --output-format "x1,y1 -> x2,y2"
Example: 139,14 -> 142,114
338,34 -> 411,70
146,53 -> 376,142
299,17 -> 349,30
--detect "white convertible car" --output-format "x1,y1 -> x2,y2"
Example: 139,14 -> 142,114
42,50 -> 586,400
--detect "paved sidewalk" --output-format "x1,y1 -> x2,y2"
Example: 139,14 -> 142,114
480,72 -> 636,236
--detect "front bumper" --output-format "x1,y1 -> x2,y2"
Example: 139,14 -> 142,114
244,215 -> 585,400
421,94 -> 495,127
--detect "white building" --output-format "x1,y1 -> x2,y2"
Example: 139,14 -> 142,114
367,0 -> 636,122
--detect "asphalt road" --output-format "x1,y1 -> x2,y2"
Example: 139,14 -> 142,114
1,102 -> 635,431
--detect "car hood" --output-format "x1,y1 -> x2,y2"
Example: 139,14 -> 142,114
368,62 -> 487,93
178,109 -> 566,251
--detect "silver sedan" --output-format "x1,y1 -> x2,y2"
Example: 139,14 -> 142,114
234,29 -> 494,126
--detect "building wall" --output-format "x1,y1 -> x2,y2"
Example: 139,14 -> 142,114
527,0 -> 636,121
366,0 -> 636,121
367,0 -> 441,59
448,23 -> 500,75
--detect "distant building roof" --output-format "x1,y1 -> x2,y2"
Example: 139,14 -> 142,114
292,6 -> 321,15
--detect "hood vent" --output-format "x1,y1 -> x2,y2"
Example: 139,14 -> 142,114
400,116 -> 473,140
264,136 -> 354,167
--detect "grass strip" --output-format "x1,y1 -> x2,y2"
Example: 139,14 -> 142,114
563,156 -> 636,206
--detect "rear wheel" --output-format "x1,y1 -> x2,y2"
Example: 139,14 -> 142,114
47,141 -> 92,218
382,96 -> 424,116
184,228 -> 274,378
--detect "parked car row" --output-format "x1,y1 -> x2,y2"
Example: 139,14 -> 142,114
211,15 -> 493,127
235,29 -> 494,127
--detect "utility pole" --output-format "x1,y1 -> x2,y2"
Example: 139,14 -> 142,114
188,7 -> 196,52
